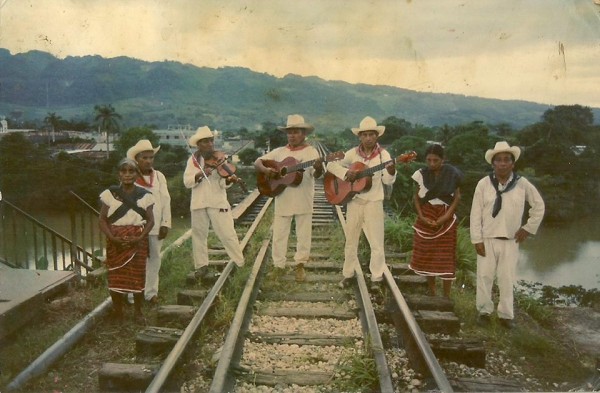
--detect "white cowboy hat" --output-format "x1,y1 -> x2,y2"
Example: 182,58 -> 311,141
351,116 -> 385,136
277,114 -> 314,133
126,139 -> 160,160
485,141 -> 521,164
189,126 -> 215,147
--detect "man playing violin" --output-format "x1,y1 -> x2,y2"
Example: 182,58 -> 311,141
254,114 -> 324,282
183,126 -> 244,279
327,116 -> 396,290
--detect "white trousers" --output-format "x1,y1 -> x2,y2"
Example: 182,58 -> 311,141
476,238 -> 520,319
144,234 -> 163,300
343,199 -> 386,281
191,208 -> 244,269
272,213 -> 312,268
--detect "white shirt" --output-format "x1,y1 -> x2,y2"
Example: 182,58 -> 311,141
327,147 -> 396,203
470,174 -> 545,244
183,154 -> 232,211
136,170 -> 171,235
99,187 -> 154,226
259,144 -> 320,216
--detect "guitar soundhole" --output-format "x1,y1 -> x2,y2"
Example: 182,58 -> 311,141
280,167 -> 288,176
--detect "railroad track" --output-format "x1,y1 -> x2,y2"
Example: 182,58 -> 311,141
7,179 -> 507,392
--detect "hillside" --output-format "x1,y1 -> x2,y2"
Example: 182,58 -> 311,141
1,48 -> 598,131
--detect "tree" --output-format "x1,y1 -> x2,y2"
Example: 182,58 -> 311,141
237,148 -> 261,166
379,116 -> 413,145
44,112 -> 63,143
94,104 -> 122,158
115,127 -> 158,157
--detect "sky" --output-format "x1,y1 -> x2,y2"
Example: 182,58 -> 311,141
1,0 -> 600,107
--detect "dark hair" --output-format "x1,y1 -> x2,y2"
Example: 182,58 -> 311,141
425,144 -> 444,159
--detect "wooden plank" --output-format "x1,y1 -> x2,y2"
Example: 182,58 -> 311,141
413,310 -> 461,335
388,262 -> 413,273
136,326 -> 183,357
395,275 -> 428,287
261,291 -> 349,303
451,377 -> 524,392
429,338 -> 486,368
247,332 -> 360,346
258,305 -> 356,320
405,294 -> 454,312
280,274 -> 341,283
177,289 -> 208,306
156,304 -> 197,326
98,362 -> 158,391
239,369 -> 333,386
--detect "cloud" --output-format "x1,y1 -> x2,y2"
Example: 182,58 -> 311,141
0,0 -> 599,106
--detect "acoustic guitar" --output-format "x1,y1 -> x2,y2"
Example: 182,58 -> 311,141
257,151 -> 344,197
324,151 -> 417,205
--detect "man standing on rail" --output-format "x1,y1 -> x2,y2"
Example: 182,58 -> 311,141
327,116 -> 396,290
184,126 -> 245,279
127,139 -> 171,305
470,141 -> 545,329
254,114 -> 324,282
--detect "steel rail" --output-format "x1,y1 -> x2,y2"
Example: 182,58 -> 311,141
383,268 -> 454,392
145,195 -> 273,393
4,190 -> 265,392
209,235 -> 272,393
5,298 -> 112,392
334,205 -> 394,392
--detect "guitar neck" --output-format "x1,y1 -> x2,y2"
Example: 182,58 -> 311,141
358,159 -> 395,179
287,159 -> 317,173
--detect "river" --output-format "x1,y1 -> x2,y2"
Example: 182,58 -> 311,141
517,217 -> 600,290
5,210 -> 599,290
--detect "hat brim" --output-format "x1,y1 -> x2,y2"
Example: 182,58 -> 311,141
485,146 -> 521,164
127,146 -> 160,160
277,124 -> 314,133
351,126 -> 385,136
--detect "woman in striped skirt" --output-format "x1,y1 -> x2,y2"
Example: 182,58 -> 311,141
99,158 -> 154,323
409,144 -> 462,298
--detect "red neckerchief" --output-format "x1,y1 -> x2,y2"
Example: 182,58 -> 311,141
136,170 -> 154,188
356,143 -> 382,161
286,143 -> 309,152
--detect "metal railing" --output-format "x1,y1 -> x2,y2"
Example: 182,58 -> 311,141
0,192 -> 103,274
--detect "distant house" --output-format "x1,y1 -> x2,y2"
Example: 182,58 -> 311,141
154,124 -> 195,148
570,145 -> 587,156
153,125 -> 255,160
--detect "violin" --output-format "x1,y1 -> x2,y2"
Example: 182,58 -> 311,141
204,151 -> 248,193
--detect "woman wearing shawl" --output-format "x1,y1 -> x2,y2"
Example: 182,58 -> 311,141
99,158 -> 154,323
409,144 -> 462,298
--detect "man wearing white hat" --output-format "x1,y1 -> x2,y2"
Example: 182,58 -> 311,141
184,126 -> 244,278
254,114 -> 324,282
127,139 -> 172,304
327,116 -> 396,289
470,141 -> 545,329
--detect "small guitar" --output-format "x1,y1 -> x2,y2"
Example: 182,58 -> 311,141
257,151 -> 344,197
324,151 -> 417,205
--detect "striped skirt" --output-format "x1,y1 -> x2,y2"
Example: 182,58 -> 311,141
106,225 -> 148,294
409,203 -> 457,279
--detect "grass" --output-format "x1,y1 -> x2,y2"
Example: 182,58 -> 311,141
1,208 -> 597,392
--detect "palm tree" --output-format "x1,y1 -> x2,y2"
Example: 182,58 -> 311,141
94,104 -> 122,158
44,112 -> 62,143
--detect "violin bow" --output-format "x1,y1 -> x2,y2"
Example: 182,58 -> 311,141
181,130 -> 211,184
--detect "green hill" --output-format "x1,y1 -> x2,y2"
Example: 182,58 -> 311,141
1,48 -> 597,131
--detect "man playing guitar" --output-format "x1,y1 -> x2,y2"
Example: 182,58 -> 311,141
326,116 -> 396,290
254,114 -> 324,282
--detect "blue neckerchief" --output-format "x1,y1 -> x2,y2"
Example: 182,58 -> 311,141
489,172 -> 520,218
